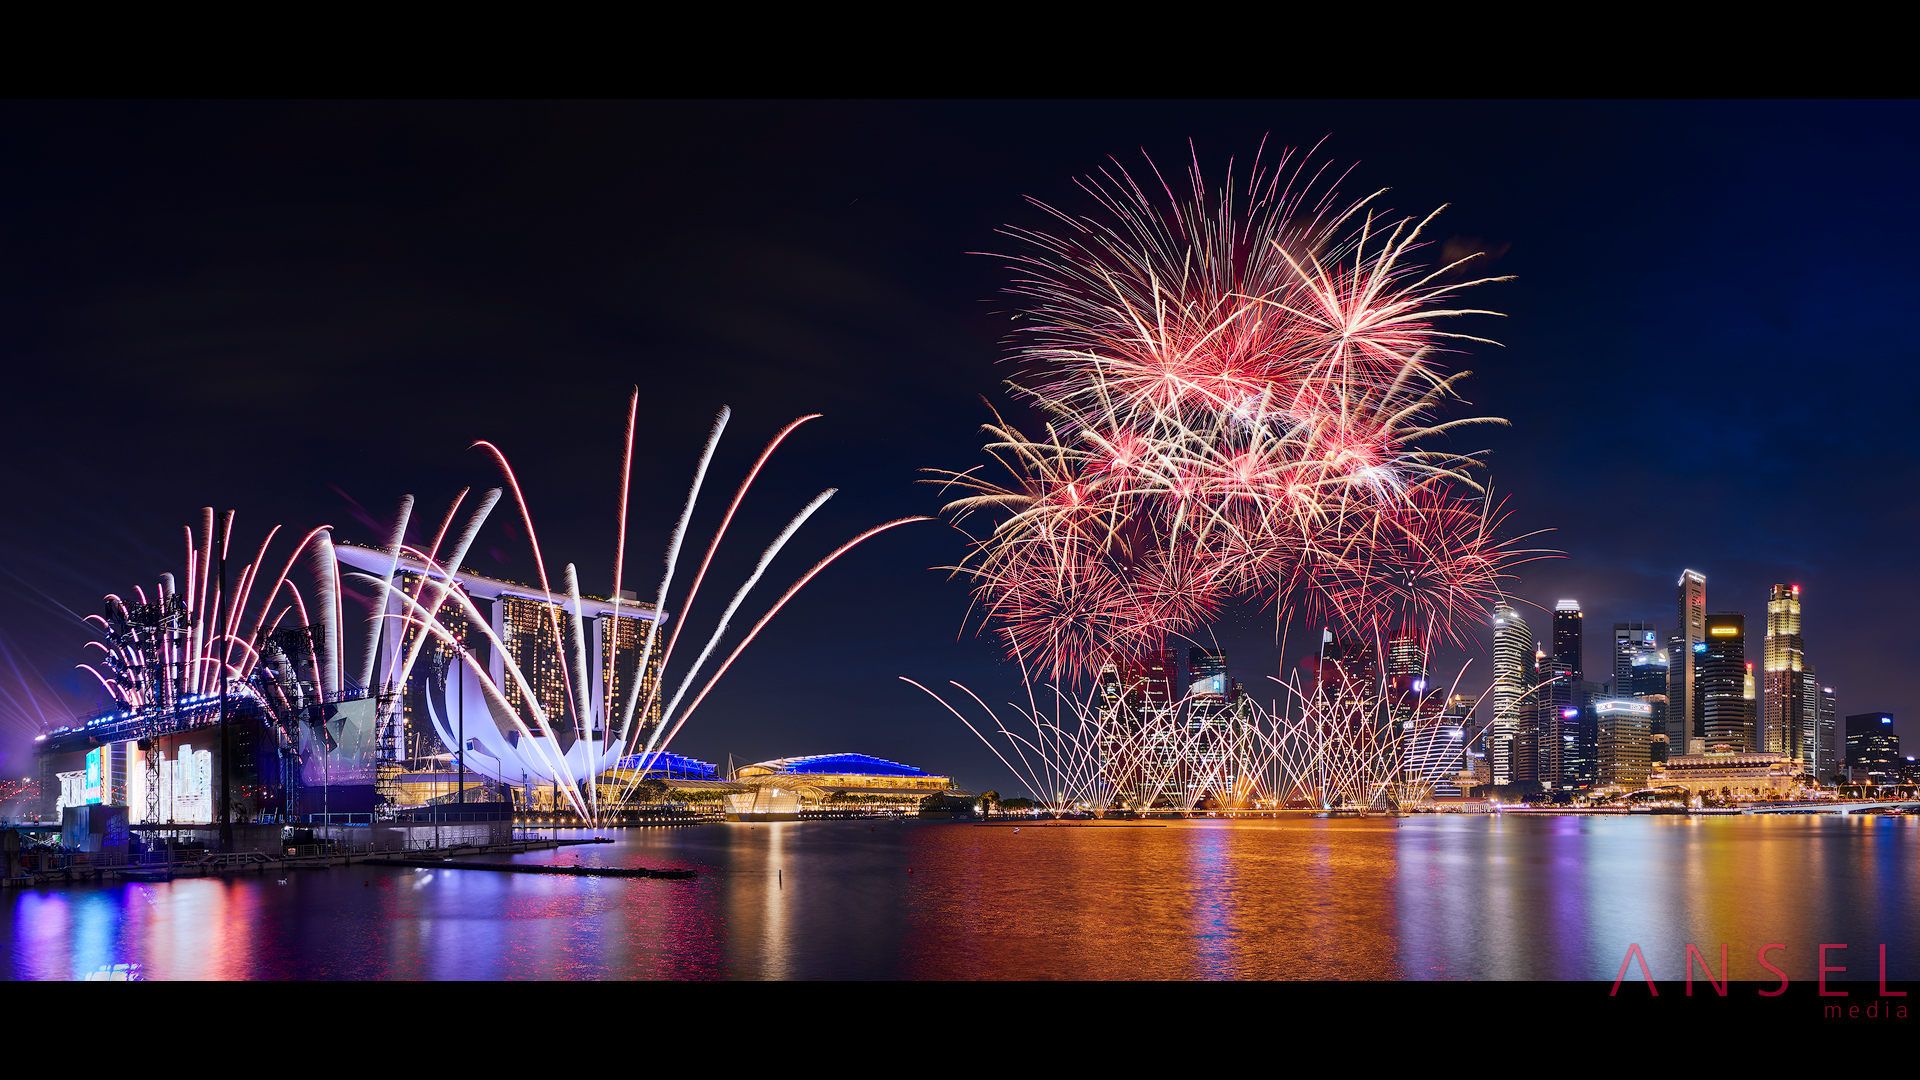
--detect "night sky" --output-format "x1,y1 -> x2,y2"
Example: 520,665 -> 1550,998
3,101 -> 1916,792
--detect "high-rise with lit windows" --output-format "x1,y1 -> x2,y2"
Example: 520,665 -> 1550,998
1616,623 -> 1669,760
1845,712 -> 1900,783
1596,698 -> 1654,788
1763,583 -> 1818,774
1490,604 -> 1534,786
1670,570 -> 1707,753
1818,683 -> 1838,780
1696,613 -> 1753,751
1539,600 -> 1583,788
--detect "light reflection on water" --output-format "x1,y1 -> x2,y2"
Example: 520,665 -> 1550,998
4,816 -> 1915,980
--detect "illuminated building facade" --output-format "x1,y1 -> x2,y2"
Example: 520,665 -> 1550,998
601,598 -> 663,743
333,543 -> 666,798
1385,629 -> 1429,729
399,586 -> 472,765
1322,636 -> 1379,700
1616,624 -> 1670,761
726,753 -> 957,820
1096,649 -> 1182,807
1596,698 -> 1654,789
1448,695 -> 1491,787
1125,650 -> 1181,709
1818,684 -> 1838,779
1539,600 -> 1583,788
1696,613 -> 1753,751
1670,570 -> 1707,754
1387,631 -> 1424,688
1762,583 -> 1818,774
1489,604 -> 1534,786
1844,712 -> 1900,783
1612,622 -> 1656,689
1651,751 -> 1800,800
1186,648 -> 1236,799
1188,647 -> 1230,712
1406,722 -> 1468,798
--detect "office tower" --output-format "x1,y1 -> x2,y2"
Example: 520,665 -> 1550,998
1538,600 -> 1583,788
1124,650 -> 1181,709
1795,663 -> 1821,778
1387,630 -> 1425,684
1186,648 -> 1232,801
1189,648 -> 1228,699
1745,663 -> 1759,755
1596,698 -> 1654,789
1407,719 -> 1468,798
1132,649 -> 1182,802
1187,648 -> 1231,742
1619,630 -> 1670,761
1324,637 -> 1379,700
1552,601 -> 1584,685
1097,657 -> 1131,802
1386,627 -> 1428,726
1696,613 -> 1753,751
1670,570 -> 1707,754
1845,712 -> 1901,784
1763,583 -> 1818,770
1817,683 -> 1838,780
1613,622 -> 1657,693
1570,679 -> 1604,787
1098,649 -> 1181,807
1514,647 -> 1546,787
1490,604 -> 1534,786
1448,694 -> 1490,788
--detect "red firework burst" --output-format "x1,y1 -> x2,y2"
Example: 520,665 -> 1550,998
937,145 -> 1538,682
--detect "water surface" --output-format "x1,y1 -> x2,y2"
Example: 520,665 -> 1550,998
6,815 -> 1915,980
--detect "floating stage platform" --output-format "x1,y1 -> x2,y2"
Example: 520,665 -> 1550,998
365,855 -> 695,879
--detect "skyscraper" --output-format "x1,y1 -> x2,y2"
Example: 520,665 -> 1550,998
1670,570 -> 1707,754
1490,604 -> 1534,787
490,592 -> 665,755
1539,600 -> 1583,788
1516,648 -> 1546,787
1099,649 -> 1182,808
1407,717 -> 1469,798
1817,682 -> 1838,780
1553,601 -> 1584,686
1323,636 -> 1379,701
1844,712 -> 1900,784
1596,698 -> 1654,789
1188,648 -> 1228,700
1187,647 -> 1233,802
1125,650 -> 1180,709
1763,583 -> 1818,774
1616,625 -> 1670,761
1385,628 -> 1428,728
1696,613 -> 1754,751
1387,630 -> 1425,685
1612,622 -> 1657,693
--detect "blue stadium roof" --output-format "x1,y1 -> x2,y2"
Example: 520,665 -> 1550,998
749,753 -> 931,777
614,751 -> 719,779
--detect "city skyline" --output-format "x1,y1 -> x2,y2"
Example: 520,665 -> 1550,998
2,101 -> 1918,797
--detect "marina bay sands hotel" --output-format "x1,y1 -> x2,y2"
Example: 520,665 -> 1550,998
335,540 -> 667,767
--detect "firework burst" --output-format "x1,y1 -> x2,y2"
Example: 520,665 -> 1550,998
936,145 -> 1543,681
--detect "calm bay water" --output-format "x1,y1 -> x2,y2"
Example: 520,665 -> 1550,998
6,815 -> 1917,981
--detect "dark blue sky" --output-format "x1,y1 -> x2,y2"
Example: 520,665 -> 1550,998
2,101 -> 1915,791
